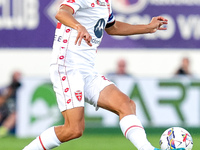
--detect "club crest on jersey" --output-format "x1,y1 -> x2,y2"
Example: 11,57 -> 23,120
75,90 -> 82,101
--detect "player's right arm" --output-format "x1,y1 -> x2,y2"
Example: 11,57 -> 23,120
55,5 -> 92,46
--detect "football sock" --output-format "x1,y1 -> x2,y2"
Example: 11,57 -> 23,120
120,114 -> 154,150
23,126 -> 61,150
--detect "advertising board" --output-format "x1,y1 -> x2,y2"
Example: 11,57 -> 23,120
16,76 -> 200,137
0,0 -> 200,48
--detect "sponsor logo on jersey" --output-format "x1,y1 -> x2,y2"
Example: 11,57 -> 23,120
54,35 -> 63,42
91,38 -> 101,45
75,90 -> 82,101
94,18 -> 105,38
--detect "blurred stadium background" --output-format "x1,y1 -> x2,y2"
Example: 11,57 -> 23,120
0,0 -> 200,149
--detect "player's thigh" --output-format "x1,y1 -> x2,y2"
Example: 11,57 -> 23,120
97,84 -> 136,119
50,65 -> 85,112
84,75 -> 112,110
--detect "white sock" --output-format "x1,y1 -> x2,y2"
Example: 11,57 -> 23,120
119,114 -> 154,150
23,127 -> 61,150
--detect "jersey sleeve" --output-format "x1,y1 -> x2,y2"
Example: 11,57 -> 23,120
106,12 -> 115,28
106,1 -> 115,28
60,0 -> 87,14
107,12 -> 115,24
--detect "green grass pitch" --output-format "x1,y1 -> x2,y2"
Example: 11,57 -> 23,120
0,128 -> 199,150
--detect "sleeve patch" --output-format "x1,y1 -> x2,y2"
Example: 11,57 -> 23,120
106,20 -> 115,28
107,12 -> 115,24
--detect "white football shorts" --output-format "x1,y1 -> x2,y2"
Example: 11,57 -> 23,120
50,64 -> 113,112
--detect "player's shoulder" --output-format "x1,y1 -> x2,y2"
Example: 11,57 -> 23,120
69,0 -> 94,7
78,0 -> 95,7
60,0 -> 92,11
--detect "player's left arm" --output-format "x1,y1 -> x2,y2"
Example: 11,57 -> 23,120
105,16 -> 168,36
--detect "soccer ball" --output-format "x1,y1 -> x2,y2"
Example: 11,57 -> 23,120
159,127 -> 193,150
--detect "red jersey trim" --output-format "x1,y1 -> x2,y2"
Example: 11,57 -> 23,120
56,22 -> 62,29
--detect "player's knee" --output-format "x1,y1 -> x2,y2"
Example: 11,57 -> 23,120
73,125 -> 84,138
130,99 -> 136,111
62,125 -> 84,142
127,98 -> 136,112
70,125 -> 84,139
119,98 -> 136,115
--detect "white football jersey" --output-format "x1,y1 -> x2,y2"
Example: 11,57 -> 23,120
51,0 -> 115,68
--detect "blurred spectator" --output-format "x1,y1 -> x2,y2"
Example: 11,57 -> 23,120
107,58 -> 131,76
106,58 -> 132,82
175,57 -> 191,75
0,71 -> 22,137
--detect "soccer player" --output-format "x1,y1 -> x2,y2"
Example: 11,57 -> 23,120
23,0 -> 184,150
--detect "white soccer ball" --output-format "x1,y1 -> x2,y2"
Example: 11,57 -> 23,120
159,127 -> 193,150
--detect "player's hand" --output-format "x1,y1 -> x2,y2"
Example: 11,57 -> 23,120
148,16 -> 168,33
75,24 -> 92,47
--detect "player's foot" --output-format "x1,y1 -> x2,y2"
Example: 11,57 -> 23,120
154,148 -> 185,150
